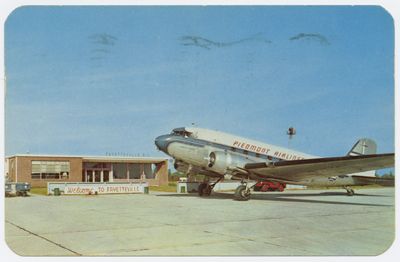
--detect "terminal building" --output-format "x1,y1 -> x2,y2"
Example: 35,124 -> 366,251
5,154 -> 169,187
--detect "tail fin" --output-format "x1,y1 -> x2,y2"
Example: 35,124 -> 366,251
347,138 -> 376,177
347,139 -> 378,177
347,138 -> 377,156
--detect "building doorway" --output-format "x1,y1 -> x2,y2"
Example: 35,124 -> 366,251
84,170 -> 110,182
103,171 -> 109,182
83,162 -> 112,183
94,171 -> 101,182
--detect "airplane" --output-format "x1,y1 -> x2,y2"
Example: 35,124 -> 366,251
154,127 -> 394,201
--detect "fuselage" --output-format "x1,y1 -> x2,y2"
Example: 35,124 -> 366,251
155,127 -> 316,159
155,127 -> 370,186
155,127 -> 308,178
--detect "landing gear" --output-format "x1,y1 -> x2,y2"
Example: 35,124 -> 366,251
234,178 -> 254,201
344,186 -> 355,196
198,177 -> 223,197
234,185 -> 251,201
198,182 -> 212,196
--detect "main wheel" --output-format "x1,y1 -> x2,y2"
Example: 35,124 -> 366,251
347,189 -> 354,196
234,185 -> 251,201
198,183 -> 207,196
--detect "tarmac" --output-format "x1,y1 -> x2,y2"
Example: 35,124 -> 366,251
4,187 -> 395,256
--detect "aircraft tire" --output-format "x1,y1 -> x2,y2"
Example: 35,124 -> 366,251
234,185 -> 251,201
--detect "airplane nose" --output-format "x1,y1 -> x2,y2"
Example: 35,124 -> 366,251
155,135 -> 170,153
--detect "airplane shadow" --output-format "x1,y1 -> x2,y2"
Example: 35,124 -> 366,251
156,191 -> 394,207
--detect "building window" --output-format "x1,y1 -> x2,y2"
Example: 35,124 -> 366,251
112,163 -> 127,179
144,164 -> 155,179
128,164 -> 141,179
31,161 -> 70,180
32,173 -> 41,179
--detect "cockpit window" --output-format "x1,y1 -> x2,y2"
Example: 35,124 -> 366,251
171,128 -> 192,137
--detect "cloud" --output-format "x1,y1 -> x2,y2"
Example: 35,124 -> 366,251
289,33 -> 330,45
91,48 -> 111,54
88,33 -> 118,46
88,33 -> 118,67
180,33 -> 272,50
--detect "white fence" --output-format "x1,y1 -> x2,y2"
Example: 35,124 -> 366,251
47,182 -> 149,195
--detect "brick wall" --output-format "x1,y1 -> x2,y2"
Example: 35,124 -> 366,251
14,156 -> 83,187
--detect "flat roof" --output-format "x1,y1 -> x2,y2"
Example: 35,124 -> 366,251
7,154 -> 168,163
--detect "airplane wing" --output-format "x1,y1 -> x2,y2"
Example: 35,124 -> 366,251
244,153 -> 394,183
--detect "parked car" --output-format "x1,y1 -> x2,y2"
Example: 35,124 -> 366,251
5,182 -> 31,197
253,181 -> 286,192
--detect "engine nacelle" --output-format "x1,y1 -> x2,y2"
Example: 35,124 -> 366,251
207,151 -> 248,174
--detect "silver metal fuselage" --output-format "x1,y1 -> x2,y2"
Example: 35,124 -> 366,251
155,133 -> 262,175
155,130 -> 362,187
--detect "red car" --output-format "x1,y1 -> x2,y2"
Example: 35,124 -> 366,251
253,181 -> 286,192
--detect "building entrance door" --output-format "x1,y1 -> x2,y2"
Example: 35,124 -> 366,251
94,171 -> 101,182
103,171 -> 109,182
83,162 -> 112,183
84,170 -> 110,182
86,171 -> 94,182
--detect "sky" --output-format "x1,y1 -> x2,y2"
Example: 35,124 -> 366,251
4,6 -> 394,161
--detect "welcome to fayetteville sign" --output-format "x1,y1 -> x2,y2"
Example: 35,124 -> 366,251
47,182 -> 148,195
